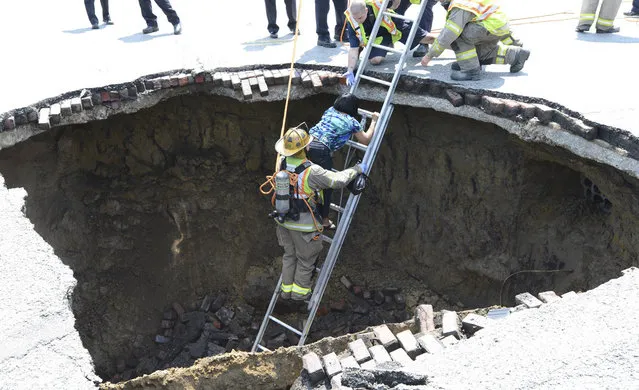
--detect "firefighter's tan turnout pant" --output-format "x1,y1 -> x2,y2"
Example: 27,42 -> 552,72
577,0 -> 622,31
451,23 -> 523,71
276,224 -> 323,301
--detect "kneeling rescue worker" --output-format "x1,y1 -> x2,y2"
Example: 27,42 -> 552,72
271,127 -> 367,303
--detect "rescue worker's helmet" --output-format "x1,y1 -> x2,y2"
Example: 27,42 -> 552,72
275,127 -> 314,157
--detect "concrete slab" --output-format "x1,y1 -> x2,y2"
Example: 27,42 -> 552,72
0,0 -> 637,138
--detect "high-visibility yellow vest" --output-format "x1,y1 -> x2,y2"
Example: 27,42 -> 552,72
448,0 -> 510,36
275,157 -> 322,233
344,0 -> 402,47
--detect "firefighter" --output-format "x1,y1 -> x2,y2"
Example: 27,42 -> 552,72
575,0 -> 622,33
343,0 -> 432,85
273,127 -> 366,302
420,0 -> 531,81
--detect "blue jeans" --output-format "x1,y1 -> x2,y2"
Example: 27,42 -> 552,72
633,0 -> 639,13
138,0 -> 180,27
84,0 -> 109,25
315,0 -> 348,40
307,140 -> 333,220
394,0 -> 437,32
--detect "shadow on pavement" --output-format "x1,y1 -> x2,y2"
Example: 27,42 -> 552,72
119,32 -> 175,43
575,32 -> 639,43
242,35 -> 296,52
63,27 -> 97,34
297,44 -> 348,65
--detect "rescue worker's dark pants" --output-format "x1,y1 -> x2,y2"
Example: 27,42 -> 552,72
138,0 -> 180,27
633,0 -> 639,13
85,0 -> 109,26
315,0 -> 348,40
394,0 -> 437,32
369,20 -> 428,59
450,24 -> 520,71
307,140 -> 333,221
265,0 -> 297,34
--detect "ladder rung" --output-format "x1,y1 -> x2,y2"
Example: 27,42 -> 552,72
371,43 -> 404,55
360,74 -> 392,87
256,344 -> 271,352
383,11 -> 414,22
269,315 -> 303,336
321,235 -> 333,244
345,139 -> 368,152
329,203 -> 345,214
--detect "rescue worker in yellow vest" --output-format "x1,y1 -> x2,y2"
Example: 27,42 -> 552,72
575,0 -> 622,33
343,0 -> 432,85
274,128 -> 366,302
420,0 -> 531,81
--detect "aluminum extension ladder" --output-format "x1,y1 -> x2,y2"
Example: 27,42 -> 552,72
252,0 -> 428,352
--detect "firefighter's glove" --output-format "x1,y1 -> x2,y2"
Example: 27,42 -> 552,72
343,70 -> 355,86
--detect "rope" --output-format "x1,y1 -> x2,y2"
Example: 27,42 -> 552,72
499,269 -> 574,307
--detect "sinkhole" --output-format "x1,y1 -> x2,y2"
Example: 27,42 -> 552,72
0,93 -> 638,382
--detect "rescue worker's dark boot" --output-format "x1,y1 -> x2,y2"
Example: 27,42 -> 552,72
451,59 -> 491,71
510,49 -> 531,73
596,26 -> 620,33
450,67 -> 481,81
412,44 -> 428,58
575,24 -> 590,32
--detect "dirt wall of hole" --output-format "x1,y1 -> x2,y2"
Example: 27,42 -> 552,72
0,93 -> 637,378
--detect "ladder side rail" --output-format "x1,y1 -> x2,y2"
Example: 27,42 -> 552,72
298,108 -> 394,345
251,273 -> 284,352
350,0 -> 393,93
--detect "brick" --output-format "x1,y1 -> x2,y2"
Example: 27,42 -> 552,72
277,69 -> 290,84
238,71 -> 248,79
330,374 -> 343,390
187,75 -> 194,84
241,79 -> 252,100
442,311 -> 460,338
127,87 -> 138,98
310,73 -> 323,90
38,108 -> 50,130
340,275 -> 353,290
428,83 -> 443,97
163,310 -> 177,320
292,69 -> 301,85
340,356 -> 360,369
221,73 -> 232,87
415,304 -> 435,333
445,89 -> 464,107
360,359 -> 377,370
145,80 -> 154,90
14,114 -> 28,126
100,91 -> 111,103
352,286 -> 363,296
119,88 -> 129,100
302,352 -> 325,384
519,102 -> 536,119
210,294 -> 226,312
390,348 -> 413,365
109,90 -> 121,101
161,77 -> 172,89
49,104 -> 61,124
204,72 -> 213,83
27,109 -> 38,122
91,93 -> 102,106
154,335 -> 171,344
254,69 -> 263,77
569,119 -> 597,140
195,74 -> 205,84
135,81 -> 146,93
170,75 -> 179,87
502,99 -> 520,117
231,74 -> 242,90
538,291 -> 561,304
487,307 -> 510,320
200,295 -> 213,311
257,76 -> 269,97
369,345 -> 392,364
327,71 -> 339,85
373,324 -> 398,350
464,93 -> 481,106
301,70 -> 312,87
321,352 -> 342,378
263,70 -> 274,85
178,75 -> 189,86
212,72 -> 223,86
440,335 -> 459,347
416,333 -> 444,354
248,77 -> 258,88
515,292 -> 543,308
81,96 -> 93,109
172,302 -> 185,322
481,96 -> 504,115
216,306 -> 235,326
396,330 -> 421,359
348,338 -> 371,363
462,313 -> 489,334
562,291 -> 577,299
3,116 -> 15,130
534,104 -> 554,124
71,98 -> 83,112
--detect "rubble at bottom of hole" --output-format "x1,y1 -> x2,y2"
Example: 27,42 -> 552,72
108,292 -> 258,383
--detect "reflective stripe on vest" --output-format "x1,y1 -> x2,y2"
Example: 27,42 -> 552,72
448,0 -> 510,36
344,0 -> 402,47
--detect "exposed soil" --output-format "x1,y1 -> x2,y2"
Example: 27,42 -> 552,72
0,93 -> 637,381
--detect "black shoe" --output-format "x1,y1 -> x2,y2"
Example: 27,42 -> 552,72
290,27 -> 300,34
624,10 -> 639,17
317,37 -> 337,48
334,32 -> 347,42
510,48 -> 530,73
91,23 -> 99,29
173,22 -> 182,35
412,44 -> 428,58
451,59 -> 492,71
143,26 -> 159,34
596,26 -> 620,33
450,68 -> 481,81
575,25 -> 590,33
104,18 -> 113,25
269,32 -> 278,39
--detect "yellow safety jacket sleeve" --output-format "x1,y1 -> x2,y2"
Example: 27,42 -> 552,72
306,165 -> 362,191
427,8 -> 475,58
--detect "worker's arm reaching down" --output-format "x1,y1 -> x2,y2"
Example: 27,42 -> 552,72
421,7 -> 475,66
